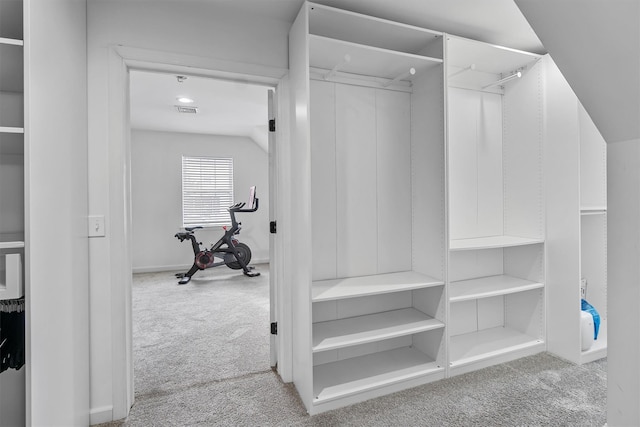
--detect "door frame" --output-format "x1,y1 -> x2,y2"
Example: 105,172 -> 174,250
103,45 -> 293,419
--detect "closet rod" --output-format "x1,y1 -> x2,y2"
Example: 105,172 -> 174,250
448,63 -> 475,78
483,71 -> 521,89
324,54 -> 351,80
383,67 -> 415,87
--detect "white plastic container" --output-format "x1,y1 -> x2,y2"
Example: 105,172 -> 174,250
581,310 -> 594,351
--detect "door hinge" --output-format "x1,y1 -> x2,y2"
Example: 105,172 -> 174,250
270,221 -> 277,234
269,118 -> 276,132
270,322 -> 277,335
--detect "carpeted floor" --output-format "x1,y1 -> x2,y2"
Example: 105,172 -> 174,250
99,265 -> 607,426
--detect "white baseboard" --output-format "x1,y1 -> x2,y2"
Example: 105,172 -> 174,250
90,405 -> 114,425
132,264 -> 191,274
132,259 -> 270,274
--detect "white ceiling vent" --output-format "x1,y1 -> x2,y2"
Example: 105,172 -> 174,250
175,105 -> 198,114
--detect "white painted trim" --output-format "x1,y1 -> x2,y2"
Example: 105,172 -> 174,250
131,259 -> 271,274
89,405 -> 114,425
105,44 -> 291,421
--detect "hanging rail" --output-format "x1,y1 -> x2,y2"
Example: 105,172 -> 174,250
448,63 -> 476,78
483,71 -> 522,89
324,54 -> 351,80
383,67 -> 416,88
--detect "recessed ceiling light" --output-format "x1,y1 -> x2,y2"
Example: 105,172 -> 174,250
177,97 -> 194,103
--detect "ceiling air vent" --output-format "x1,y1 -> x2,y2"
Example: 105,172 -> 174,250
175,105 -> 198,114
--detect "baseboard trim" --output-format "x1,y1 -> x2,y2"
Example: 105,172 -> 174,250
132,259 -> 270,274
90,405 -> 114,425
132,264 -> 190,274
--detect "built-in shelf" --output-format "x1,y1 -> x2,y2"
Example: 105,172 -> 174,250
449,275 -> 543,303
446,35 -> 541,76
309,34 -> 442,82
309,2 -> 441,57
449,235 -> 544,251
0,37 -> 23,46
0,127 -> 24,134
312,271 -> 443,302
313,346 -> 442,404
580,207 -> 607,216
0,233 -> 24,249
313,308 -> 444,352
449,326 -> 543,368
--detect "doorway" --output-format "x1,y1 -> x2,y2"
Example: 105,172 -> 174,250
128,70 -> 274,400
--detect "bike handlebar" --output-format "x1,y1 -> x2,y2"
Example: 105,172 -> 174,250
228,197 -> 259,213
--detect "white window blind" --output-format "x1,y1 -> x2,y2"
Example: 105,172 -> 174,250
182,156 -> 234,227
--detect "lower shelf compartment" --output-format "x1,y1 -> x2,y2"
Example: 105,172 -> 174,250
313,346 -> 442,404
450,326 -> 543,368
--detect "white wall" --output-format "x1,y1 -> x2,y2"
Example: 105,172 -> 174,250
27,0 -> 89,425
87,1 -> 289,421
131,130 -> 269,272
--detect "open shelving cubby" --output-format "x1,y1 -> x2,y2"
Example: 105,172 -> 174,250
445,35 -> 546,375
290,1 -> 446,414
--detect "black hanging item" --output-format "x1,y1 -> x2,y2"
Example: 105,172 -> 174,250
0,298 -> 25,373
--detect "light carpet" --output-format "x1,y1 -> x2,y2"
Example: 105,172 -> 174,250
98,265 -> 606,426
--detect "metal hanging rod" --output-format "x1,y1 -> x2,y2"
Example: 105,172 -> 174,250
324,54 -> 351,80
448,63 -> 476,78
483,71 -> 522,89
383,67 -> 416,88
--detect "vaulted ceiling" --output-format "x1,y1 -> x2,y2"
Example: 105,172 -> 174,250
129,0 -> 545,147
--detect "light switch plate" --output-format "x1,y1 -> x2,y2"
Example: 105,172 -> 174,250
88,215 -> 105,237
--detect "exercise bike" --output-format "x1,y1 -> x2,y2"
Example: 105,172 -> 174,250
174,186 -> 261,285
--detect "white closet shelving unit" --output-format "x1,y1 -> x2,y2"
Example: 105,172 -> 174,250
289,2 -> 446,414
445,36 -> 546,376
0,1 -> 26,425
545,55 -> 607,364
0,0 -> 25,300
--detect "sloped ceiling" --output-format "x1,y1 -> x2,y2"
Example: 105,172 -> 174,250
516,0 -> 640,144
130,0 -> 545,145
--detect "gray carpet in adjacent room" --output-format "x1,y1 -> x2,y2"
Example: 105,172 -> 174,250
99,265 -> 607,426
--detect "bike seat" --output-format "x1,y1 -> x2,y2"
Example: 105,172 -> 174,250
184,226 -> 203,232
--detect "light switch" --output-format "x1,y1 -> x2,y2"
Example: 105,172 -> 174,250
88,215 -> 105,237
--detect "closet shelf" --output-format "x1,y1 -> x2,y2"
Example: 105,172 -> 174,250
309,35 -> 442,82
449,275 -> 543,303
0,233 -> 24,249
0,37 -> 23,46
313,308 -> 444,352
449,326 -> 544,368
309,2 -> 442,57
312,271 -> 443,302
0,127 -> 24,134
449,235 -> 543,251
313,346 -> 442,404
580,207 -> 607,216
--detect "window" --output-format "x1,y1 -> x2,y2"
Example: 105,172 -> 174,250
182,156 -> 234,227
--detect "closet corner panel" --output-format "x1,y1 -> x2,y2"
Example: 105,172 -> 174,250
288,2 -> 314,410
